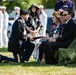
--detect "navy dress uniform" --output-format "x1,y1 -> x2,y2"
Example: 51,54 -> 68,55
0,7 -> 3,48
39,5 -> 47,36
1,6 -> 9,47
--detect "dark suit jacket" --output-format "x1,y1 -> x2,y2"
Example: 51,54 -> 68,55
50,19 -> 76,50
8,17 -> 26,54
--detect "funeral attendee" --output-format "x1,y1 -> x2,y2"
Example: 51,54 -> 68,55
38,11 -> 62,63
26,4 -> 41,38
0,9 -> 35,63
55,0 -> 75,13
0,6 -> 3,48
26,4 -> 41,60
38,5 -> 47,36
38,9 -> 76,64
14,6 -> 20,21
1,6 -> 9,47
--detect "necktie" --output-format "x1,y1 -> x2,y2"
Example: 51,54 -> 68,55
59,23 -> 66,36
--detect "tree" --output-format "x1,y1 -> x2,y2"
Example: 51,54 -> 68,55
41,0 -> 57,9
1,0 -> 76,13
0,0 -> 2,5
41,0 -> 76,9
1,0 -> 41,13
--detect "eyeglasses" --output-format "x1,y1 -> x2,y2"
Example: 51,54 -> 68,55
61,14 -> 69,16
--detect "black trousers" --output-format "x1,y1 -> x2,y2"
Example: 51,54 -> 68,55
21,41 -> 35,61
2,41 -> 35,63
39,41 -> 56,64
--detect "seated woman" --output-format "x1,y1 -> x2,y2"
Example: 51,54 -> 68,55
38,11 -> 62,63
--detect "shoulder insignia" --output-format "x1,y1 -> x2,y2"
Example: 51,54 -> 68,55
18,19 -> 22,22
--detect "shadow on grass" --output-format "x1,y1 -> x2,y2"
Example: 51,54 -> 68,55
0,60 -> 76,68
0,48 -> 8,52
0,48 -> 76,68
0,61 -> 50,67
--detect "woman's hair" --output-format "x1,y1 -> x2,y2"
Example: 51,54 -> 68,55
52,11 -> 61,22
29,4 -> 40,20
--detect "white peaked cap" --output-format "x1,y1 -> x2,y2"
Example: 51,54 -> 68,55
14,6 -> 20,10
39,5 -> 44,8
1,6 -> 6,9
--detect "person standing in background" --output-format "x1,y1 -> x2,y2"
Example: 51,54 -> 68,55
0,6 -> 3,48
26,4 -> 41,60
26,4 -> 41,38
14,6 -> 20,21
38,5 -> 47,36
1,6 -> 9,47
55,0 -> 75,13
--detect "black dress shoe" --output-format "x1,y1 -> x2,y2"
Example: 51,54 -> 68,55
0,54 -> 3,62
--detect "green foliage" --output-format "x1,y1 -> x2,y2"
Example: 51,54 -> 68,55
41,0 -> 57,8
0,0 -> 76,13
1,0 -> 41,13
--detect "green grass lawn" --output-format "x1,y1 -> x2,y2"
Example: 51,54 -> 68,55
0,48 -> 76,75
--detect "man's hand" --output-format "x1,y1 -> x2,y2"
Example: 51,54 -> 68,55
49,37 -> 56,42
